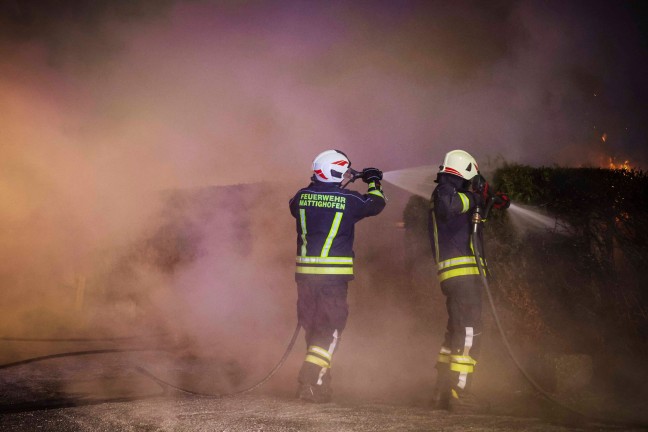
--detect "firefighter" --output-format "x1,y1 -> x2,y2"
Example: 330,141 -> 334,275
427,149 -> 509,413
289,149 -> 386,403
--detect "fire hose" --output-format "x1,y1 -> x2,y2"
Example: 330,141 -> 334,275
0,348 -> 172,371
472,201 -> 645,427
0,324 -> 301,398
0,334 -> 168,342
135,323 -> 301,397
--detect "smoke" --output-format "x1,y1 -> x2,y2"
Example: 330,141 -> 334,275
0,0 -> 646,404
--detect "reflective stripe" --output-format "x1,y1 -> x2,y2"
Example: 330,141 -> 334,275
458,372 -> 468,389
451,355 -> 477,365
299,209 -> 307,257
438,267 -> 480,282
438,256 -> 476,270
450,362 -> 474,373
321,212 -> 343,257
462,327 -> 474,356
432,209 -> 440,263
458,192 -> 469,214
309,346 -> 332,361
317,330 -> 339,385
451,353 -> 477,373
305,354 -> 330,368
296,267 -> 354,275
368,182 -> 385,198
297,256 -> 353,265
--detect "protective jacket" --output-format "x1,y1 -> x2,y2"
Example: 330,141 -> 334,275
428,173 -> 486,283
290,180 -> 385,282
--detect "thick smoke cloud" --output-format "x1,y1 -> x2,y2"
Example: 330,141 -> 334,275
0,0 -> 646,399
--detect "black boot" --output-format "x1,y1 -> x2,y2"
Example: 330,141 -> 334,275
429,364 -> 451,410
448,388 -> 490,414
297,383 -> 332,403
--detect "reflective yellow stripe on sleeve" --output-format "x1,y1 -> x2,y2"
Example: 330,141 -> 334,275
297,257 -> 353,265
296,267 -> 354,275
457,192 -> 470,214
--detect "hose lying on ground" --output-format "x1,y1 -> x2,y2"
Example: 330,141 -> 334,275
0,334 -> 169,342
135,323 -> 301,397
0,324 -> 300,399
0,348 -> 172,370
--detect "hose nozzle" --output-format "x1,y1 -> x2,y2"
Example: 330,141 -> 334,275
472,206 -> 482,233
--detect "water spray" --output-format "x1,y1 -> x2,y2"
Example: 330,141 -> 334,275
508,203 -> 570,235
382,165 -> 569,235
471,198 -> 641,427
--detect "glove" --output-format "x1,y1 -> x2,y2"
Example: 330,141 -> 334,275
471,174 -> 490,203
361,167 -> 383,184
492,192 -> 510,210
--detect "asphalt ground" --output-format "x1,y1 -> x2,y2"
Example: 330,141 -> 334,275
3,393 -> 641,432
1,359 -> 646,432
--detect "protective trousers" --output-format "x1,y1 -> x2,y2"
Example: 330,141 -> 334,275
296,280 -> 349,392
436,275 -> 483,398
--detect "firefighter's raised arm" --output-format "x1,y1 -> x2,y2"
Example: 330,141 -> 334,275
359,167 -> 386,216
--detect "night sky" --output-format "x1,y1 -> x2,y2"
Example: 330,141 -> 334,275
1,1 -> 646,184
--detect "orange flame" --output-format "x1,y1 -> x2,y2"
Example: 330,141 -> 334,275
606,157 -> 631,170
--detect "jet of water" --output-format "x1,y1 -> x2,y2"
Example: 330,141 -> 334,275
382,165 -> 437,198
507,203 -> 570,235
383,166 -> 570,236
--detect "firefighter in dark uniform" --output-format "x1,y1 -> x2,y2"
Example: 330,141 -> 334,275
289,149 -> 386,403
428,149 -> 508,412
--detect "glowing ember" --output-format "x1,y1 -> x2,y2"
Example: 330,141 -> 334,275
606,157 -> 632,170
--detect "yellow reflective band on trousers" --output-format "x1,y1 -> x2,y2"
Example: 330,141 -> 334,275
450,363 -> 474,373
438,267 -> 480,282
438,256 -> 478,270
437,255 -> 486,281
305,354 -> 330,368
450,355 -> 477,373
296,255 -> 353,274
308,345 -> 332,361
451,355 -> 477,365
457,192 -> 469,214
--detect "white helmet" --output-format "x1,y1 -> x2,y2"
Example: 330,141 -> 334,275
312,149 -> 351,183
439,149 -> 479,180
